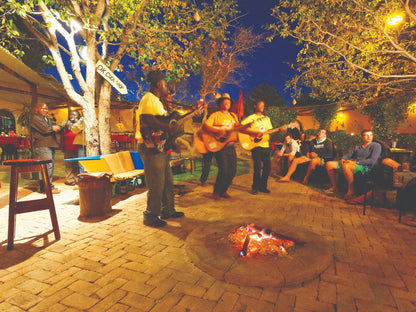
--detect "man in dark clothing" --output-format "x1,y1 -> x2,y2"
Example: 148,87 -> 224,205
30,103 -> 62,193
278,128 -> 333,183
135,70 -> 185,228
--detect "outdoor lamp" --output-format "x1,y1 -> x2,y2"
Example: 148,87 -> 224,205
386,13 -> 404,26
194,11 -> 201,22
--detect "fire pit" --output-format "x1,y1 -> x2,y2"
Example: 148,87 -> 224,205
228,224 -> 296,257
185,218 -> 332,288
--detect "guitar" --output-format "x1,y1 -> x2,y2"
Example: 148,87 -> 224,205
238,127 -> 285,150
195,121 -> 258,153
141,104 -> 205,152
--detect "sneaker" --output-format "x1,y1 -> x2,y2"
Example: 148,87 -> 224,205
143,218 -> 167,228
52,188 -> 61,194
161,211 -> 185,220
251,189 -> 258,195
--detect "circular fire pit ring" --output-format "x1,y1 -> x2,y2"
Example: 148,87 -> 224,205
185,218 -> 333,288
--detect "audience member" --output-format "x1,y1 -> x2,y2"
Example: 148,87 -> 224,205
325,129 -> 381,200
276,133 -> 300,175
278,128 -> 333,183
286,120 -> 303,142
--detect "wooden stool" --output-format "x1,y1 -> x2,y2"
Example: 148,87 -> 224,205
3,159 -> 60,250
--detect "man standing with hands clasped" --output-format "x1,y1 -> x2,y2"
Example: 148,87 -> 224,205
30,103 -> 62,194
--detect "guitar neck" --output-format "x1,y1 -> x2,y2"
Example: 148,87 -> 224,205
263,127 -> 283,136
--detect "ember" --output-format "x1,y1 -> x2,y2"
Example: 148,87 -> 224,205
228,224 -> 295,257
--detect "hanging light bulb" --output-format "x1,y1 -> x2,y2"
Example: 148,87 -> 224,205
194,11 -> 201,22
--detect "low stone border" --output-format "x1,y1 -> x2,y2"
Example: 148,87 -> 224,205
185,217 -> 333,288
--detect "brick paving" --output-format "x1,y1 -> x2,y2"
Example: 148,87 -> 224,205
0,159 -> 416,311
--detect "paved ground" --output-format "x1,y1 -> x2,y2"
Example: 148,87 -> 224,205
0,152 -> 416,311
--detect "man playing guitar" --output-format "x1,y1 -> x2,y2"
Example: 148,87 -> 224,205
135,70 -> 184,228
202,93 -> 240,200
240,100 -> 274,194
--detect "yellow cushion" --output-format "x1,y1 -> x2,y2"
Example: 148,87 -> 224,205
79,159 -> 111,173
101,153 -> 124,174
117,151 -> 135,171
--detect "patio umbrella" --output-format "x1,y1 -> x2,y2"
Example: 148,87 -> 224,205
236,89 -> 244,120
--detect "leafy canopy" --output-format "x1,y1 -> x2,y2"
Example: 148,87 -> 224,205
269,0 -> 416,107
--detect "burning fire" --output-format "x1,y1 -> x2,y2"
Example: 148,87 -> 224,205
228,224 -> 295,257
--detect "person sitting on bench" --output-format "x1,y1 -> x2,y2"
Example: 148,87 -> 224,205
325,129 -> 381,200
278,128 -> 333,184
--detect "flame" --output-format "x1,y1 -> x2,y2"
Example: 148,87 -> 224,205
228,224 -> 295,257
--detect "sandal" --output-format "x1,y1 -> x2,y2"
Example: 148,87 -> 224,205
324,187 -> 337,194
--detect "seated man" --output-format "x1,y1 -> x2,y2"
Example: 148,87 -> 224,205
276,133 -> 300,175
278,128 -> 333,184
325,129 -> 381,200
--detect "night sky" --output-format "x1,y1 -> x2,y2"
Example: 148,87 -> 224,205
228,0 -> 299,103
43,1 -> 299,105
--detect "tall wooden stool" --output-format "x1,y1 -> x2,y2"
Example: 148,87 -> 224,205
3,159 -> 61,250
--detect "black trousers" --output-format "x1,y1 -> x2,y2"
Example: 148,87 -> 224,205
200,152 -> 213,183
251,146 -> 271,191
213,145 -> 237,195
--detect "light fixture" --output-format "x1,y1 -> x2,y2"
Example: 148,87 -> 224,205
70,18 -> 83,33
386,13 -> 404,26
76,42 -> 88,61
194,11 -> 201,22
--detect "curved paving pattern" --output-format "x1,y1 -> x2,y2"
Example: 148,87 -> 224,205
0,156 -> 416,311
186,218 -> 332,288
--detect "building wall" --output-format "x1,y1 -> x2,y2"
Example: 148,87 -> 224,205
297,109 -> 416,134
49,107 -> 135,134
0,99 -> 26,135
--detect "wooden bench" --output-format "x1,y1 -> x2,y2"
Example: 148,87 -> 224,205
65,151 -> 145,196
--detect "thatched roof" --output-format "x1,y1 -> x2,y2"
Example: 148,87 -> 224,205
0,46 -> 75,109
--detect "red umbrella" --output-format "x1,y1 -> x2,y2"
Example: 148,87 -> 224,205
236,90 -> 244,119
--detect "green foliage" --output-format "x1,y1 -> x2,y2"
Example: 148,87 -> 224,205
1,0 -> 239,88
311,104 -> 339,130
269,0 -> 416,109
328,130 -> 362,156
265,106 -> 297,142
396,134 -> 416,152
17,102 -> 32,127
245,83 -> 287,115
0,10 -> 49,71
362,94 -> 414,141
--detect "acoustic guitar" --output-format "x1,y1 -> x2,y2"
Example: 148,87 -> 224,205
239,127 -> 285,150
141,104 -> 204,152
195,120 -> 259,153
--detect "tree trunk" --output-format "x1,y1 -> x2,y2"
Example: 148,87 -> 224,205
98,82 -> 112,154
84,31 -> 100,156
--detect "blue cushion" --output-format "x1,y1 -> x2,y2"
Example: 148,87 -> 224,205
130,151 -> 144,169
64,155 -> 102,162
